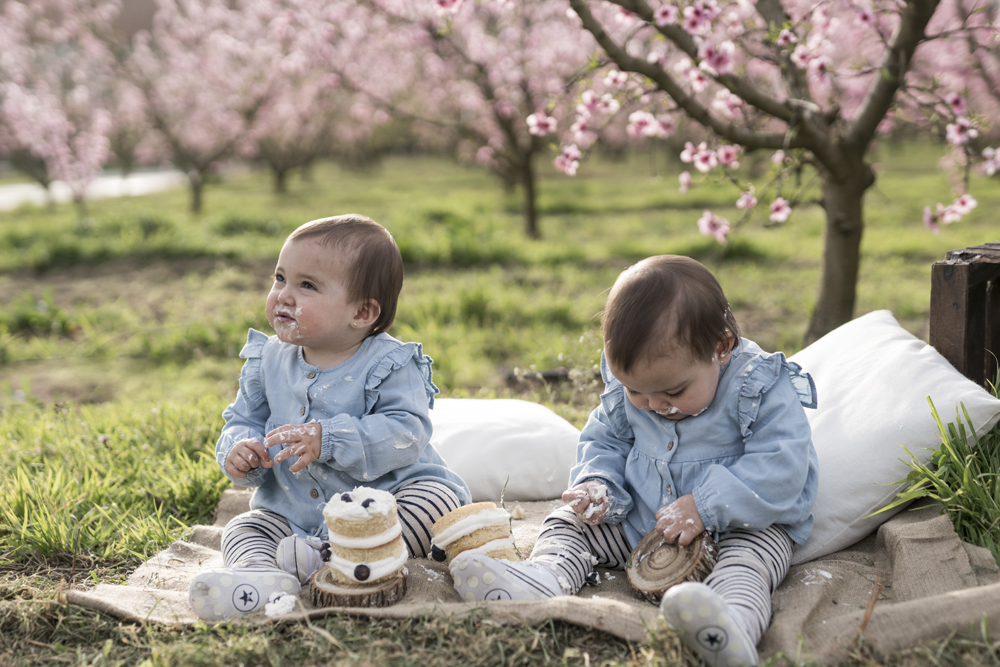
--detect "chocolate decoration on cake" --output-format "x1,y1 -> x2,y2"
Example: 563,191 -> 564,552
361,498 -> 375,508
430,545 -> 447,562
340,493 -> 353,502
354,564 -> 371,581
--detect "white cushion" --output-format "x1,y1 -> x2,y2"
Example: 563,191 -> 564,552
429,398 -> 579,502
788,310 -> 1000,564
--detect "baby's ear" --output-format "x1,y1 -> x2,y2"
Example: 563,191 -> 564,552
718,331 -> 736,361
353,300 -> 381,329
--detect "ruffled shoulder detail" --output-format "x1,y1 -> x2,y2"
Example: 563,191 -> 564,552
239,328 -> 270,359
736,351 -> 818,438
238,329 -> 271,411
598,354 -> 631,439
364,336 -> 440,412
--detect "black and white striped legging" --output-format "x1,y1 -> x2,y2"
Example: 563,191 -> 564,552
220,480 -> 462,567
530,506 -> 793,645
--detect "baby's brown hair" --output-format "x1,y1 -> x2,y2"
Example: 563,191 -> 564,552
288,214 -> 403,335
602,255 -> 739,373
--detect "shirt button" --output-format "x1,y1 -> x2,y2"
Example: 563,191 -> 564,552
310,489 -> 319,499
307,372 -> 316,379
300,407 -> 306,415
667,441 -> 674,451
665,485 -> 672,495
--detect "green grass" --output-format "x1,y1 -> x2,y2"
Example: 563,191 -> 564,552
1,143 -> 1000,665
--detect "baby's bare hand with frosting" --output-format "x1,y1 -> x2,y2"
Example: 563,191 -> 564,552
562,481 -> 610,525
655,494 -> 705,547
225,439 -> 272,479
267,422 -> 322,473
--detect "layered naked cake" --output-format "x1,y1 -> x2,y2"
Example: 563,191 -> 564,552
320,487 -> 408,586
429,501 -> 519,564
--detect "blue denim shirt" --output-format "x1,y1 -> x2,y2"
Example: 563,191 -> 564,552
571,338 -> 819,549
217,329 -> 471,537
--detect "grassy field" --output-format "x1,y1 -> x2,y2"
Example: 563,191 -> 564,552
2,143 -> 1000,666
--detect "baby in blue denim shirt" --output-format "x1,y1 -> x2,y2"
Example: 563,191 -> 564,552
189,214 -> 470,620
452,255 -> 818,667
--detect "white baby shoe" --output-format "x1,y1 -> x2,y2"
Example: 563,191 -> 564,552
189,563 -> 301,621
450,553 -> 565,603
659,582 -> 759,667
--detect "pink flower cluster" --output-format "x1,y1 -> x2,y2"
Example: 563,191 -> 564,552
697,209 -> 731,244
626,111 -> 674,138
923,194 -> 977,233
983,147 -> 1000,176
680,141 -> 739,174
554,143 -> 581,176
527,112 -> 557,136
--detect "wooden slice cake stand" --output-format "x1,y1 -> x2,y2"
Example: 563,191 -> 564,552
310,567 -> 407,608
626,529 -> 717,604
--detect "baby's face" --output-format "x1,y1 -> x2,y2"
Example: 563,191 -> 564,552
611,344 -> 729,421
266,238 -> 361,363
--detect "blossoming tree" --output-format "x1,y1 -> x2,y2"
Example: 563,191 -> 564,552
0,0 -> 119,212
363,0 -> 600,238
560,0 -> 1000,342
125,0 -> 279,212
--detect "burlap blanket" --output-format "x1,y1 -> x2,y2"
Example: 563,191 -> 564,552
68,490 -> 1000,664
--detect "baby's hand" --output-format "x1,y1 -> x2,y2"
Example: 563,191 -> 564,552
562,481 -> 610,525
225,438 -> 272,479
267,422 -> 322,473
655,494 -> 705,547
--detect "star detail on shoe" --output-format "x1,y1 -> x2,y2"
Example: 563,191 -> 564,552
232,584 -> 260,612
695,626 -> 729,652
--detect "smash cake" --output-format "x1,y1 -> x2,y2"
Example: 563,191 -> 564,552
429,502 -> 519,564
311,487 -> 408,607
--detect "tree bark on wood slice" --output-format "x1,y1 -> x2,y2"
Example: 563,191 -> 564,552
310,567 -> 407,608
626,530 -> 717,604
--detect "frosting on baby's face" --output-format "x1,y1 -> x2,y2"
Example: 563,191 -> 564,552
611,342 -> 730,422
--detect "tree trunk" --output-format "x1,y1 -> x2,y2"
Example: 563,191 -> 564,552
188,170 -> 204,213
521,154 -> 539,239
804,159 -> 876,344
273,168 -> 289,194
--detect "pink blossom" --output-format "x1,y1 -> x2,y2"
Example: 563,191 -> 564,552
680,141 -> 697,163
983,147 -> 1000,176
604,69 -> 628,87
526,111 -> 557,136
682,0 -> 720,35
697,210 -> 731,244
554,144 -> 581,176
679,170 -> 692,193
952,193 -> 977,215
654,5 -> 679,26
769,197 -> 792,222
717,144 -> 740,167
656,115 -> 676,136
936,202 -> 961,224
627,110 -> 655,137
436,0 -> 463,12
946,117 -> 978,146
712,89 -> 743,116
776,29 -> 797,47
698,40 -> 735,76
771,149 -> 786,165
808,54 -> 833,83
855,8 -> 875,27
791,44 -> 812,69
736,186 -> 757,209
693,144 -> 718,172
689,68 -> 709,92
923,206 -> 939,233
945,92 -> 966,115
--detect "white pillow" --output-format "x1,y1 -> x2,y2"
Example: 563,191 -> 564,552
788,310 -> 1000,564
429,398 -> 579,502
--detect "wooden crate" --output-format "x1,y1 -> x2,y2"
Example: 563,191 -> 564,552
930,243 -> 1000,387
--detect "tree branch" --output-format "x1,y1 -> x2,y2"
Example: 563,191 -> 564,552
569,0 -> 794,150
845,0 -> 942,148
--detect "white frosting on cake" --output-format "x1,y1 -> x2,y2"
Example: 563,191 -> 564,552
328,523 -> 402,549
431,508 -> 510,548
322,486 -> 395,523
324,540 -> 408,583
457,536 -> 515,558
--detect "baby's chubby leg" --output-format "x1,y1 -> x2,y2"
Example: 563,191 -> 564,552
451,504 -> 631,603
